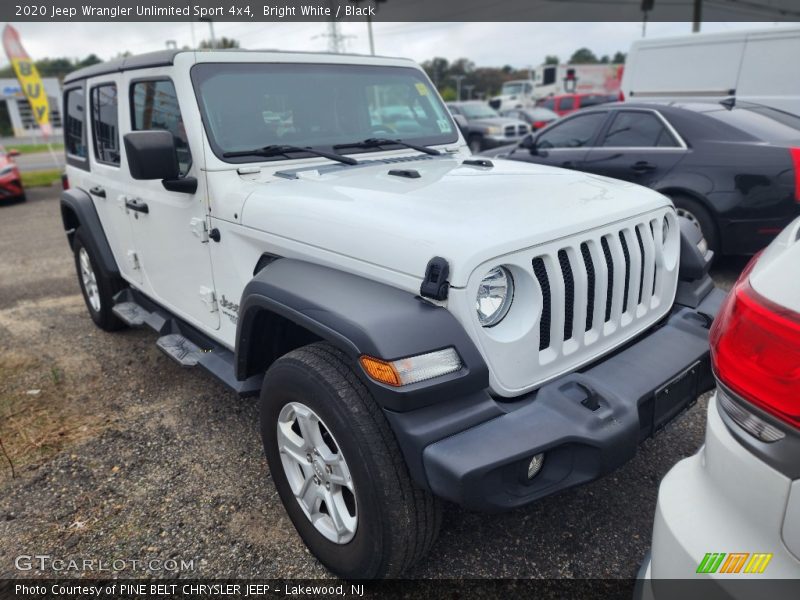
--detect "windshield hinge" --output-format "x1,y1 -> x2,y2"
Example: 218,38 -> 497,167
190,217 -> 209,243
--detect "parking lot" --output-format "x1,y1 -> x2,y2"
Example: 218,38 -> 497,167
0,187 -> 744,580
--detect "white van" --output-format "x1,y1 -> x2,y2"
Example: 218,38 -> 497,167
622,26 -> 800,115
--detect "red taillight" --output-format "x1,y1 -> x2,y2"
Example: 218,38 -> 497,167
532,120 -> 547,130
61,172 -> 69,191
710,253 -> 800,428
618,90 -> 625,102
791,147 -> 800,202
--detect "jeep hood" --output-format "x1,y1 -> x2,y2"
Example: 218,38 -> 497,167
240,156 -> 672,288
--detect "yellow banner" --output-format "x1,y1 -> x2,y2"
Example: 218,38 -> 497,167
2,25 -> 52,136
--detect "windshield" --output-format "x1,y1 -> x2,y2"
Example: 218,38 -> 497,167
502,83 -> 525,95
459,104 -> 500,119
191,62 -> 458,162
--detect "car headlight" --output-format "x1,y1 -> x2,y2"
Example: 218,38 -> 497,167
476,266 -> 514,327
486,126 -> 502,136
0,165 -> 14,176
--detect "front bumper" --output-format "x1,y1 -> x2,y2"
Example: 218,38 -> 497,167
387,287 -> 726,512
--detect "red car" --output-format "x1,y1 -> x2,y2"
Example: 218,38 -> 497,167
537,93 -> 618,117
0,146 -> 24,202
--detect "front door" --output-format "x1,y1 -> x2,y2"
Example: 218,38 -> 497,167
517,111 -> 609,170
581,110 -> 687,186
122,76 -> 219,330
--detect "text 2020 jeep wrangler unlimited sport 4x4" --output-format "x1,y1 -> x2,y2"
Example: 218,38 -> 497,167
60,50 -> 725,578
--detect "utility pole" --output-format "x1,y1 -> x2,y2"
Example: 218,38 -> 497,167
692,0 -> 702,32
463,84 -> 475,100
641,0 -> 654,38
452,75 -> 466,101
200,17 -> 216,48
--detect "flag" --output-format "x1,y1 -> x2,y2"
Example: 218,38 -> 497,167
2,25 -> 52,137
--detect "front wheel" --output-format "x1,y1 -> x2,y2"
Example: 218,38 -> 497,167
670,195 -> 719,256
260,342 -> 442,579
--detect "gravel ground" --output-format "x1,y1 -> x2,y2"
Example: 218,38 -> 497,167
0,188 -> 745,580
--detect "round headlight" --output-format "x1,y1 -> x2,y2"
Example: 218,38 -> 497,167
476,266 -> 514,327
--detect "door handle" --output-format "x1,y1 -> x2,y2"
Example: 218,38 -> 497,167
125,198 -> 149,214
631,161 -> 656,172
89,186 -> 106,198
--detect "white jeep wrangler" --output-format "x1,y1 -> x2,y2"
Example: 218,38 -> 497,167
60,49 -> 724,579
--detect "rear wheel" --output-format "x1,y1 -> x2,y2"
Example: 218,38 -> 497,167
670,195 -> 719,256
73,228 -> 127,331
260,342 -> 442,579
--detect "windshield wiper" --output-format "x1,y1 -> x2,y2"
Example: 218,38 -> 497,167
222,144 -> 358,165
334,138 -> 442,156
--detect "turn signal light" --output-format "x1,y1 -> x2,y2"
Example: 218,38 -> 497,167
360,348 -> 462,387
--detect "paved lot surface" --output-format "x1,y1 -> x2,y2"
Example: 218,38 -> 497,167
0,188 -> 745,580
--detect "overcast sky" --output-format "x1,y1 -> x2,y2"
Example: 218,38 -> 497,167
1,21 -> 794,70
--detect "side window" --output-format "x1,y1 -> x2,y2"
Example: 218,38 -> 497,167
541,98 -> 555,110
90,84 -> 120,166
64,87 -> 87,160
601,111 -> 679,148
537,112 -> 606,149
131,79 -> 191,175
542,67 -> 556,86
559,97 -> 575,111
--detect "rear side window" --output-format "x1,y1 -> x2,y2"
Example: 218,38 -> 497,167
537,112 -> 606,149
131,79 -> 192,175
601,111 -> 679,148
64,87 -> 87,160
559,97 -> 575,111
541,98 -> 555,110
704,106 -> 800,144
90,84 -> 120,166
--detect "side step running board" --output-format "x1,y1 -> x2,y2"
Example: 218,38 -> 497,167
112,289 -> 262,397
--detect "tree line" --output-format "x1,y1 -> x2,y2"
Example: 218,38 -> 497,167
422,48 -> 627,101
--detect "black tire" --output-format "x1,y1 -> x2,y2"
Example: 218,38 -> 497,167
468,134 -> 484,154
260,342 -> 442,579
669,194 -> 720,256
72,228 -> 127,331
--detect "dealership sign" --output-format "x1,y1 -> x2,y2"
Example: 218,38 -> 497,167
2,24 -> 52,136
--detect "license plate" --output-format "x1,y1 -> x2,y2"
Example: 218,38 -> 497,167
653,361 -> 701,430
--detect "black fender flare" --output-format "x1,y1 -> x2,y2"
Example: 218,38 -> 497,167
235,259 -> 489,412
60,188 -> 120,277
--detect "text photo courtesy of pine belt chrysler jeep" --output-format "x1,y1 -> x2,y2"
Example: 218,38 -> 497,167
60,49 -> 725,579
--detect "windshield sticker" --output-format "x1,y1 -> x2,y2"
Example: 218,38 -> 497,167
415,83 -> 429,96
437,119 -> 451,133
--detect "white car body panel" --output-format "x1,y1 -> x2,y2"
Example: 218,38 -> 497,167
645,216 -> 800,586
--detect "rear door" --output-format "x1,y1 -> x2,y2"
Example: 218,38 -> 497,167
581,109 -> 687,186
83,77 -> 142,285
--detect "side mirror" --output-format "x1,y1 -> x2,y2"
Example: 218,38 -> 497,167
123,130 -> 197,194
452,114 -> 469,136
520,134 -> 538,154
7,148 -> 20,157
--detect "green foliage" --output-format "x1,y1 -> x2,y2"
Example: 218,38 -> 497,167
198,37 -> 240,49
569,47 -> 600,64
439,86 -> 457,102
21,169 -> 62,189
0,54 -> 102,80
612,51 -> 627,64
544,55 -> 560,65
